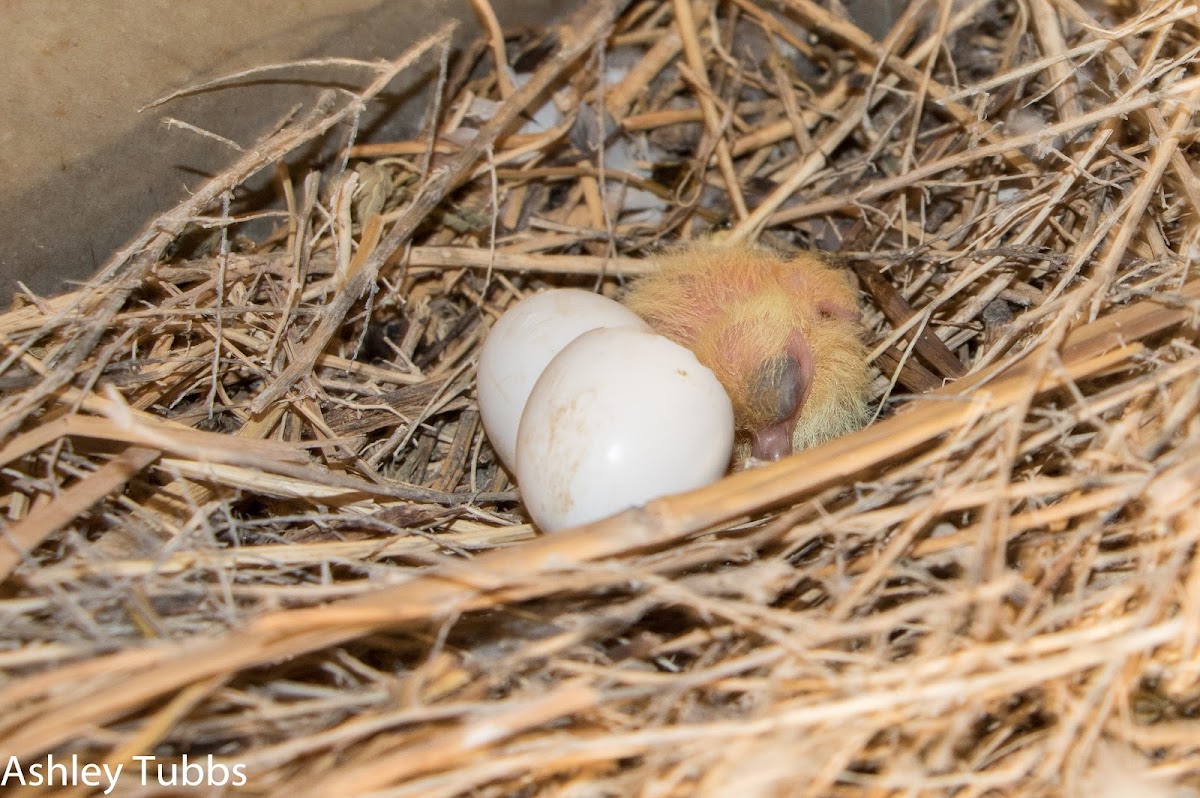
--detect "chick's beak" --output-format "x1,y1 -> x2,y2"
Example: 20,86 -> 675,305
750,423 -> 793,462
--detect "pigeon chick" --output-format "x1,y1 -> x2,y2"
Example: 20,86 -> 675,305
623,240 -> 871,461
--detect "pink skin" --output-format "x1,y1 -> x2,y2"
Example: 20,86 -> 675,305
749,331 -> 815,461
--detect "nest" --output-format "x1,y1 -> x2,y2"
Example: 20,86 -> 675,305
3,0 -> 1200,794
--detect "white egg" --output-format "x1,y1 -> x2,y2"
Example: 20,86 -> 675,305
516,326 -> 734,532
477,289 -> 647,472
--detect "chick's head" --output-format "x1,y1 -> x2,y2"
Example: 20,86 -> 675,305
624,241 -> 870,461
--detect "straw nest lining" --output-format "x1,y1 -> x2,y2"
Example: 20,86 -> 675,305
2,0 -> 1200,794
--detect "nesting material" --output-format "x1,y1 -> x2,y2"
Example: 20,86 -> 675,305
2,0 -> 1200,796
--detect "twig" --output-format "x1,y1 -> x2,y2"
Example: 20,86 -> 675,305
470,0 -> 516,99
0,446 -> 162,581
250,0 -> 624,414
672,0 -> 749,219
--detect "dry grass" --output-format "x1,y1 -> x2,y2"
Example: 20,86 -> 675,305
2,0 -> 1200,795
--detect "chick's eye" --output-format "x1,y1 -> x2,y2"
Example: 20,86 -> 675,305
816,300 -> 860,324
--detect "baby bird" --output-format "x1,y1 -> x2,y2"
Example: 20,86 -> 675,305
623,240 -> 871,462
